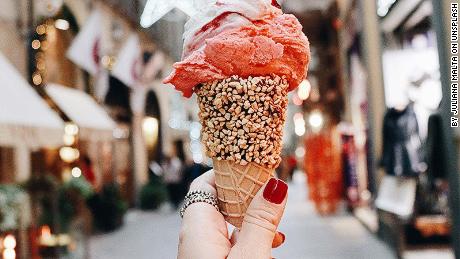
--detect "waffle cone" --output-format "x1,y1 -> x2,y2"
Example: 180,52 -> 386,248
197,75 -> 288,227
213,159 -> 275,228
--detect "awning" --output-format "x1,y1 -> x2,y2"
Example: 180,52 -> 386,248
0,53 -> 64,148
46,84 -> 116,142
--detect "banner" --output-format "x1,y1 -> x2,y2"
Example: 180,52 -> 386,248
66,9 -> 103,76
112,34 -> 142,88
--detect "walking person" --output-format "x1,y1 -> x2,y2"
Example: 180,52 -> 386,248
80,154 -> 97,188
163,141 -> 186,209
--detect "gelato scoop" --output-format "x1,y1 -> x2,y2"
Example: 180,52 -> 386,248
164,0 -> 310,97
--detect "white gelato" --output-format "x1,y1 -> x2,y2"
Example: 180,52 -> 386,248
182,0 -> 281,58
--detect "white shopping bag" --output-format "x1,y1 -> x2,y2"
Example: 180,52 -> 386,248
375,176 -> 417,218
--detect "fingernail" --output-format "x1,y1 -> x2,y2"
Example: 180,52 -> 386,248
279,232 -> 286,243
263,178 -> 288,204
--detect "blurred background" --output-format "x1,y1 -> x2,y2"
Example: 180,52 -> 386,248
0,0 -> 458,258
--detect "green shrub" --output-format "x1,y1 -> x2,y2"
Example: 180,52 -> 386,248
87,183 -> 127,232
58,177 -> 94,232
0,185 -> 30,231
23,175 -> 59,229
139,181 -> 168,210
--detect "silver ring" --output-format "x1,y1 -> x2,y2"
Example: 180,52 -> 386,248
180,190 -> 219,218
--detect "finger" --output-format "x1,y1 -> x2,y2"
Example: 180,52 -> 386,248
231,228 -> 285,248
231,222 -> 285,248
180,169 -> 229,259
230,229 -> 287,248
179,194 -> 230,259
272,232 -> 285,248
229,178 -> 288,259
189,169 -> 217,196
230,229 -> 240,247
231,228 -> 287,249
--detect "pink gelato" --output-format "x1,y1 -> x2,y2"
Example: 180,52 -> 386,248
164,0 -> 310,98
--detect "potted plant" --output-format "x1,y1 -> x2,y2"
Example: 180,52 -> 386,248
0,185 -> 31,233
139,177 -> 168,210
87,182 -> 127,232
0,185 -> 31,258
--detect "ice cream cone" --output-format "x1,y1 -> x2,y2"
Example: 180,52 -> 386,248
213,159 -> 275,228
163,0 -> 310,229
197,75 -> 289,227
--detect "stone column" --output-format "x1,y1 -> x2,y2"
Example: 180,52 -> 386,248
131,111 -> 148,204
358,0 -> 386,193
14,145 -> 31,182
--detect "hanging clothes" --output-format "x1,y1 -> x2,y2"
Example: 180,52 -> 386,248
416,112 -> 450,215
341,133 -> 360,207
304,127 -> 343,215
381,103 -> 426,177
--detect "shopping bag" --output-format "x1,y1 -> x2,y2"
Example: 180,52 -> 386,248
375,175 -> 417,218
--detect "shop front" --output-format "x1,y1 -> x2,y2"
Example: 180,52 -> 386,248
339,0 -> 459,258
45,83 -> 116,188
40,83 -> 127,257
0,52 -> 65,259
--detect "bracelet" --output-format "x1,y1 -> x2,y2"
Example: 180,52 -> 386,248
180,190 -> 219,218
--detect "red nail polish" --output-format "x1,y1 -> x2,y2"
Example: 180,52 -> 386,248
279,232 -> 286,242
271,0 -> 281,9
263,178 -> 288,204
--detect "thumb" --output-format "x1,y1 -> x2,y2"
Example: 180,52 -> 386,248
228,178 -> 288,259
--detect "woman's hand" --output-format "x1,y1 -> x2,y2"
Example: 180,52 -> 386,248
178,169 -> 288,259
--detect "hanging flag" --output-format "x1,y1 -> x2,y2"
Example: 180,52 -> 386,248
66,9 -> 103,76
112,34 -> 143,88
143,50 -> 165,82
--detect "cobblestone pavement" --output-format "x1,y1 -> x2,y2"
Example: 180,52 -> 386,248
90,174 -> 395,259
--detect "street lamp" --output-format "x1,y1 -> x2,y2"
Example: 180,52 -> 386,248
59,147 -> 80,163
71,167 -> 82,178
64,123 -> 78,136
